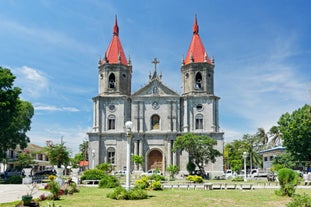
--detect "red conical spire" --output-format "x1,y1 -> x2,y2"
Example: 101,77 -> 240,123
103,16 -> 128,65
185,15 -> 211,65
193,14 -> 199,34
113,15 -> 119,36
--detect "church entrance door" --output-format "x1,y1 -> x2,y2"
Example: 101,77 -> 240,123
147,149 -> 163,171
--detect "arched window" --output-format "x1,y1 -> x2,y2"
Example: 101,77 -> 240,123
151,114 -> 160,130
108,73 -> 116,89
195,114 -> 203,129
108,114 -> 116,130
107,147 -> 115,164
195,72 -> 202,89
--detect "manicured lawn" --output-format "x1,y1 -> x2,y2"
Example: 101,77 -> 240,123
1,186 -> 311,207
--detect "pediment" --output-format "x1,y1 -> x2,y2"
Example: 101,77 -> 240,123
132,79 -> 179,97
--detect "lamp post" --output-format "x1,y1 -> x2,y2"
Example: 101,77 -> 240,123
92,149 -> 95,169
125,121 -> 133,191
243,151 -> 247,182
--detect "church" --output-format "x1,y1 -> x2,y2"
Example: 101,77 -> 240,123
87,16 -> 224,177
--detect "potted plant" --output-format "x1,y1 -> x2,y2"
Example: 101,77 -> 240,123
17,149 -> 35,184
22,183 -> 38,206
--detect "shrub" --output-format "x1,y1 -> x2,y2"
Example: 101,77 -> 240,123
47,180 -> 61,200
276,168 -> 299,197
99,175 -> 120,188
287,193 -> 311,207
96,163 -> 113,174
4,175 -> 22,184
80,169 -> 106,181
135,176 -> 150,190
166,165 -> 179,179
232,177 -> 244,182
127,188 -> 148,200
107,187 -> 148,200
186,175 -> 203,183
107,186 -> 128,200
148,174 -> 166,181
150,181 -> 162,190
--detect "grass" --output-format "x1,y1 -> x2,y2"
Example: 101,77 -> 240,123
2,187 -> 311,207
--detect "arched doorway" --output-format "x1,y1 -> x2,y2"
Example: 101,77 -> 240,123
147,149 -> 163,171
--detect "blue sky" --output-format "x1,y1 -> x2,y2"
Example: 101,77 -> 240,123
1,0 -> 310,155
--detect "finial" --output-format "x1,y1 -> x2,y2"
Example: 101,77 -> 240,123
128,55 -> 132,66
204,52 -> 208,62
181,56 -> 185,66
193,14 -> 199,34
211,56 -> 215,64
98,55 -> 101,66
113,15 -> 119,36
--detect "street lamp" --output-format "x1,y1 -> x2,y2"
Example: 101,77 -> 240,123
125,121 -> 133,191
92,149 -> 95,169
243,151 -> 247,182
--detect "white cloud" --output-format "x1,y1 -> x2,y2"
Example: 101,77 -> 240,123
28,125 -> 91,155
34,104 -> 79,112
13,66 -> 49,98
220,34 -> 309,141
0,17 -> 96,54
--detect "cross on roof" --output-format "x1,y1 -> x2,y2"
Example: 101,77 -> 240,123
152,58 -> 160,71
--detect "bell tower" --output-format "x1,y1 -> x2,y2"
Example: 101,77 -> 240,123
98,16 -> 132,96
181,15 -> 215,96
181,15 -> 220,133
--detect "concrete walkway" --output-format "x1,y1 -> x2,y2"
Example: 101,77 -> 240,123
0,184 -> 48,204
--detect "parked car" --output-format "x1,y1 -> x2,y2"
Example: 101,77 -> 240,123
225,169 -> 234,179
34,169 -> 56,177
251,169 -> 267,178
140,169 -> 162,176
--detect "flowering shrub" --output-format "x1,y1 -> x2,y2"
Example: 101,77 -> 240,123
80,169 -> 106,181
186,175 -> 203,183
45,141 -> 70,168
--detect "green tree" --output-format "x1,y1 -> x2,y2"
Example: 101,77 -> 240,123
0,67 -> 34,157
272,152 -> 296,171
79,140 -> 88,161
268,125 -> 282,147
173,133 -> 222,177
166,164 -> 179,179
278,104 -> 311,161
225,139 -> 248,171
17,149 -> 35,169
242,134 -> 262,169
45,140 -> 70,168
132,155 -> 144,170
70,153 -> 83,168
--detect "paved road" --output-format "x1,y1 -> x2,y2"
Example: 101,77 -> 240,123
0,184 -> 48,204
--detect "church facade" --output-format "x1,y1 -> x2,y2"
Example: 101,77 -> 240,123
87,16 -> 224,177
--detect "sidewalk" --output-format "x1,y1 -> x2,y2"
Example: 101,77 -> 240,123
0,184 -> 48,204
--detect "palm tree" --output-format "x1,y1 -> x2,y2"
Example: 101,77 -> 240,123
256,128 -> 268,147
268,126 -> 282,147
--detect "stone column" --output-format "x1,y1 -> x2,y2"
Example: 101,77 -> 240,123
167,140 -> 172,167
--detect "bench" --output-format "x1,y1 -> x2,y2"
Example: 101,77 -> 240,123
203,183 -> 213,190
239,184 -> 253,190
82,180 -> 100,185
212,183 -> 223,190
224,183 -> 237,190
